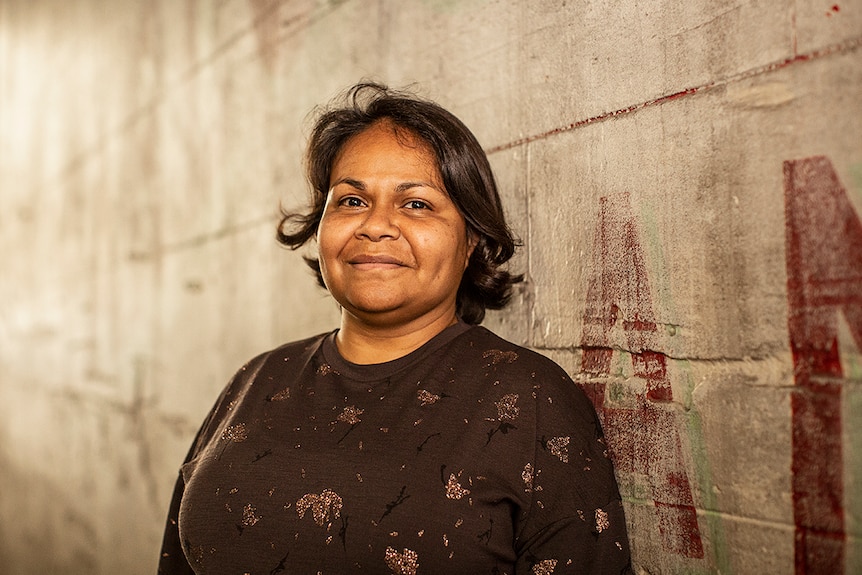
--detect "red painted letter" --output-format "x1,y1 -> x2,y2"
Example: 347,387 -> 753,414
785,156 -> 861,575
579,194 -> 704,558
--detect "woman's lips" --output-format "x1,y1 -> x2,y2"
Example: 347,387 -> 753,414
348,254 -> 406,269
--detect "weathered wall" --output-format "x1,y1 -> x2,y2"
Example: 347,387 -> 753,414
1,1 -> 860,573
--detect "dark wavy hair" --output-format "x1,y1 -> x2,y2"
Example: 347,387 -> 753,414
277,82 -> 522,324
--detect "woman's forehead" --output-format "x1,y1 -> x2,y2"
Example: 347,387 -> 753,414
329,122 -> 442,183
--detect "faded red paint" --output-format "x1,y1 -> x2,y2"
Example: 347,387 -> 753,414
579,194 -> 704,558
784,156 -> 860,575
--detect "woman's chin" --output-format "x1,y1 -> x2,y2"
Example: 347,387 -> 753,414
340,297 -> 407,320
339,297 -> 452,329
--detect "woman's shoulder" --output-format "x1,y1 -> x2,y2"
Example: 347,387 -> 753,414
454,325 -> 597,416
265,331 -> 333,363
454,325 -> 571,378
188,331 -> 334,454
218,331 -> 333,398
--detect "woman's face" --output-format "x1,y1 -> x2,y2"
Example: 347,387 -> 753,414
317,121 -> 474,330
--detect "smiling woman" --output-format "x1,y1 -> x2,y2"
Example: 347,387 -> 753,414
158,83 -> 633,575
282,84 -> 523,324
317,121 -> 476,362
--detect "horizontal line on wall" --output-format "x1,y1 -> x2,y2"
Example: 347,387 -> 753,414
486,35 -> 862,155
128,213 -> 276,261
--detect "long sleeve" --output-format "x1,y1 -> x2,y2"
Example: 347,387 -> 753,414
156,350 -> 276,574
513,365 -> 632,574
157,406 -> 220,575
157,470 -> 196,574
158,354 -> 266,575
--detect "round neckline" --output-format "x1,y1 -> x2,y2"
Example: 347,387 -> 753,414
321,320 -> 472,382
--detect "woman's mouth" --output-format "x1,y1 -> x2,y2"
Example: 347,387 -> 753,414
348,254 -> 406,269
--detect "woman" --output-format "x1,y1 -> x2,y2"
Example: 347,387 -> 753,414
159,83 -> 632,574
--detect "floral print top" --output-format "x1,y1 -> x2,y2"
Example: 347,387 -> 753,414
158,322 -> 632,574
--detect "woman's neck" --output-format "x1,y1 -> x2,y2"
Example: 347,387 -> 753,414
335,310 -> 459,364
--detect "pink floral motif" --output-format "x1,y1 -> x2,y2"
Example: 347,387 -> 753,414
483,349 -> 519,365
531,559 -> 557,574
595,508 -> 610,533
522,463 -> 535,492
495,394 -> 520,422
241,503 -> 261,528
445,471 -> 471,500
337,406 -> 364,425
417,389 -> 441,406
296,489 -> 343,527
385,546 -> 419,575
221,423 -> 248,442
547,436 -> 570,463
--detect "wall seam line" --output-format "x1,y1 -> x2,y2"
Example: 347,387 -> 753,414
487,35 -> 862,155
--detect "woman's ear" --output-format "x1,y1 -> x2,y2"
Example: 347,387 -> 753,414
465,231 -> 479,269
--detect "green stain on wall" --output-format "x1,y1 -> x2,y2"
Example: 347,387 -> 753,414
845,384 -> 862,573
839,165 -> 862,571
637,203 -> 733,572
681,361 -> 733,574
850,162 -> 862,200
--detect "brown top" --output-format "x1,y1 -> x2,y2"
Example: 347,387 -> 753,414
158,322 -> 632,575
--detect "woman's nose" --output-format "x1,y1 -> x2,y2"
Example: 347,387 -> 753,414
355,203 -> 400,241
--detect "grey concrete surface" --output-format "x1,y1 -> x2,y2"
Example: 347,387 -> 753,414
1,1 -> 860,573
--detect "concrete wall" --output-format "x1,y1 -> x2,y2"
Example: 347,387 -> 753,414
1,1 -> 860,573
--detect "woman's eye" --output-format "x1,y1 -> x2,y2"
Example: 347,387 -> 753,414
405,200 -> 429,210
339,196 -> 364,207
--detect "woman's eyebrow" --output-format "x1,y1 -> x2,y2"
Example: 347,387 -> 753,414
331,177 -> 365,190
394,181 -> 442,193
331,178 -> 443,194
